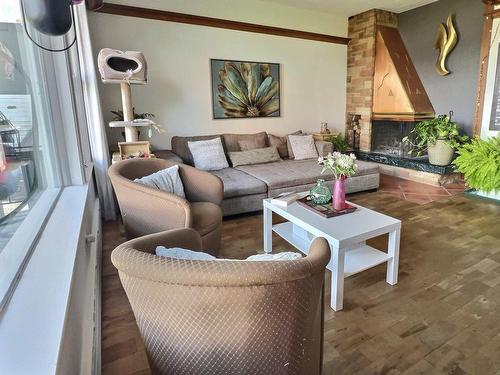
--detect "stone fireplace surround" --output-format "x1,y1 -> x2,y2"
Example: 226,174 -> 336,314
345,9 -> 461,185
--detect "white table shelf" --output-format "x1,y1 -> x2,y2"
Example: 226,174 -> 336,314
273,222 -> 392,277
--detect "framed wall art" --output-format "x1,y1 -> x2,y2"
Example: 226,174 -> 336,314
210,59 -> 280,119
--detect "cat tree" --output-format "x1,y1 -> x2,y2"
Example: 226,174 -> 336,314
97,48 -> 156,158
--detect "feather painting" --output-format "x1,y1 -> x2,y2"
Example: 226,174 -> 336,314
211,59 -> 280,119
435,15 -> 458,76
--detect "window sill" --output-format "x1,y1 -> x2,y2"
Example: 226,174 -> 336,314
0,184 -> 96,374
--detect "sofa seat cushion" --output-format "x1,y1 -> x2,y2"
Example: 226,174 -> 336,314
210,168 -> 267,198
235,159 -> 378,190
191,202 -> 222,236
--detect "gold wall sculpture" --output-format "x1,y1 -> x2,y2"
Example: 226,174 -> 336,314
435,15 -> 458,76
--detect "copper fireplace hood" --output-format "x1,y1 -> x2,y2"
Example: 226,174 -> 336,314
372,26 -> 435,121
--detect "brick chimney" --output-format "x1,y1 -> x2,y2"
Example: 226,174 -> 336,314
346,9 -> 398,152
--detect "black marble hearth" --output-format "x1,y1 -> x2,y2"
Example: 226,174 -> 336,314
355,151 -> 456,175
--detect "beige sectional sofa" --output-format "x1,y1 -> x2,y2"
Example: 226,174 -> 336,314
160,132 -> 380,216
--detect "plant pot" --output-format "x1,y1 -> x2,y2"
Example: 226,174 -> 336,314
427,139 -> 454,166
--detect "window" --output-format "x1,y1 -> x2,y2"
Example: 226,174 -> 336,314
0,0 -> 88,309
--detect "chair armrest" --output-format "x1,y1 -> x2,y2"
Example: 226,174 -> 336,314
315,141 -> 333,157
178,164 -> 224,206
121,228 -> 203,254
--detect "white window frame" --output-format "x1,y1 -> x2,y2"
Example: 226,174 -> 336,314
0,16 -> 91,311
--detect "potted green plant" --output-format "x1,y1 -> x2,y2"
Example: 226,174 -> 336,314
453,136 -> 500,201
110,108 -> 155,121
326,133 -> 349,153
402,114 -> 468,166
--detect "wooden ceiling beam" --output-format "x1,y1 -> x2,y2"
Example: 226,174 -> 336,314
95,3 -> 350,45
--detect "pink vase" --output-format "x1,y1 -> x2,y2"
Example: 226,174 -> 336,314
332,177 -> 346,211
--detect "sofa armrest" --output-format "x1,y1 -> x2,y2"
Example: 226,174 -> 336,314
315,141 -> 333,157
155,149 -> 184,164
178,164 -> 224,206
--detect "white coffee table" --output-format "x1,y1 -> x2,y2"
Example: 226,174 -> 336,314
263,198 -> 401,311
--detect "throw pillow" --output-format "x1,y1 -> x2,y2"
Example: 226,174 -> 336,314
246,252 -> 303,261
134,165 -> 185,198
155,247 -> 302,262
187,137 -> 229,171
227,146 -> 281,167
288,134 -> 318,160
155,246 -> 217,260
285,130 -> 303,159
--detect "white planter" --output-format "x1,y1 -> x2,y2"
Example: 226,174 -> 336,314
427,139 -> 454,166
476,190 -> 500,201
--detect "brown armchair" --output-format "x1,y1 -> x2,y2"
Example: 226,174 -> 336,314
108,158 -> 223,254
112,228 -> 331,375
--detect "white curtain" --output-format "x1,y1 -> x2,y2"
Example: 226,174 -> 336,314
73,4 -> 117,221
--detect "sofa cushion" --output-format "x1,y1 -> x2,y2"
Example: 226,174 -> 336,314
171,134 -> 224,165
191,202 -> 222,236
222,132 -> 268,152
267,131 -> 301,159
210,168 -> 267,198
238,139 -> 264,151
235,159 -> 378,190
227,146 -> 281,167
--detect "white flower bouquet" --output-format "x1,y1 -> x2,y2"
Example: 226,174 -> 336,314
318,152 -> 357,179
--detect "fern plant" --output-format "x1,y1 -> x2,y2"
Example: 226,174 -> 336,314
453,137 -> 500,192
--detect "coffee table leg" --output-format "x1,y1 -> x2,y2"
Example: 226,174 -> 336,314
263,205 -> 272,253
386,228 -> 400,285
331,245 -> 345,311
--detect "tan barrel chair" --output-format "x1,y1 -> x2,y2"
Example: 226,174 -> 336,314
108,158 -> 223,254
112,228 -> 331,375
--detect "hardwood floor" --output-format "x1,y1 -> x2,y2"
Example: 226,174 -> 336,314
101,183 -> 500,374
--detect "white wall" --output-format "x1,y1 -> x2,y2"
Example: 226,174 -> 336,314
481,14 -> 500,139
88,0 -> 348,150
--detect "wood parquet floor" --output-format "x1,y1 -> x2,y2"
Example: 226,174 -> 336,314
101,188 -> 500,374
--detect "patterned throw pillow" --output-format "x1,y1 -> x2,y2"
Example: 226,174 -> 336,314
246,252 -> 302,261
227,146 -> 281,167
288,134 -> 318,160
155,247 -> 217,260
134,164 -> 185,198
285,130 -> 303,159
187,137 -> 229,171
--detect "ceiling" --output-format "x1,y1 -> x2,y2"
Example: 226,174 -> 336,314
263,0 -> 439,16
